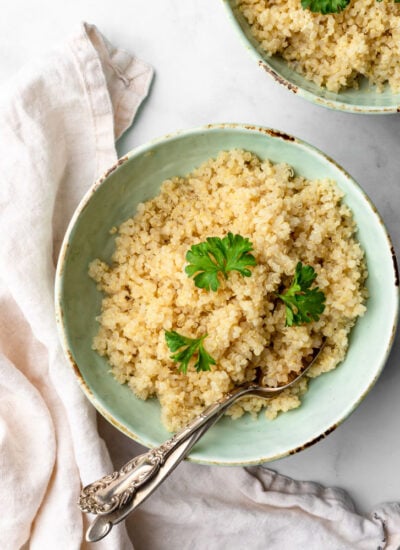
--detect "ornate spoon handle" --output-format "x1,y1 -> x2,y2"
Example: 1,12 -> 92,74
85,415 -> 217,542
79,384 -> 254,518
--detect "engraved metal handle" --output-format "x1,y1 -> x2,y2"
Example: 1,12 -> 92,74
80,385 -> 254,515
85,415 -> 218,542
80,384 -> 257,541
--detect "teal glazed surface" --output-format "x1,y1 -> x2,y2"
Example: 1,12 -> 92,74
223,0 -> 400,114
55,124 -> 399,465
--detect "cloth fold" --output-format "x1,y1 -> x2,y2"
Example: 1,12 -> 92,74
128,460 -> 400,550
0,19 -> 399,550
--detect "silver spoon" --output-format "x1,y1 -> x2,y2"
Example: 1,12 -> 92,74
80,340 -> 326,542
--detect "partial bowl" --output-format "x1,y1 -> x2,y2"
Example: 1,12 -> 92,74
222,0 -> 400,114
55,123 -> 399,465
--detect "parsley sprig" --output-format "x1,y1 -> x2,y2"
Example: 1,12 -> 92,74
165,330 -> 216,374
302,0 -> 399,14
185,233 -> 257,292
277,262 -> 326,326
301,0 -> 350,13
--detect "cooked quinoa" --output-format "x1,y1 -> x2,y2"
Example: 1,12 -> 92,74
238,0 -> 400,92
89,150 -> 367,432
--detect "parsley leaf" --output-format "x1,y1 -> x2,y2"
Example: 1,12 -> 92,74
302,0 -> 399,14
277,262 -> 326,327
185,233 -> 257,291
165,330 -> 216,374
301,0 -> 350,13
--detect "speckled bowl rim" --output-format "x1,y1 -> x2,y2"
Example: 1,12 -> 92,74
55,123 -> 399,466
222,0 -> 400,115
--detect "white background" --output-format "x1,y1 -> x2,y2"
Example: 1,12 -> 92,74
1,0 -> 399,523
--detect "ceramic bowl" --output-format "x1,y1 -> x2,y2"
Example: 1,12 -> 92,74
55,123 -> 399,465
223,0 -> 400,114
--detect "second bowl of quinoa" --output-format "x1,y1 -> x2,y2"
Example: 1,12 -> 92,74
223,0 -> 400,113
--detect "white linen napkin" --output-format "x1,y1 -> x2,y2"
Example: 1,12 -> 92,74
0,22 -> 152,550
127,459 -> 400,550
0,20 -> 399,550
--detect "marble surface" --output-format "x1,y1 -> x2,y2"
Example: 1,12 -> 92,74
1,0 -> 399,523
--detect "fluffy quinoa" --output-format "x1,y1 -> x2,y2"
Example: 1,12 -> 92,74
238,0 -> 400,92
89,150 -> 367,432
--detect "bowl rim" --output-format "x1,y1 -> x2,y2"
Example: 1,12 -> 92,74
221,0 -> 400,114
55,122 -> 400,465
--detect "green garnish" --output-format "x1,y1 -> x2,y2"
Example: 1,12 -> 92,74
276,262 -> 326,327
301,0 -> 350,13
165,330 -> 216,374
302,0 -> 399,14
185,233 -> 257,292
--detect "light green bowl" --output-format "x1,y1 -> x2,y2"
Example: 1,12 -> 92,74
223,0 -> 400,114
55,124 -> 399,465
